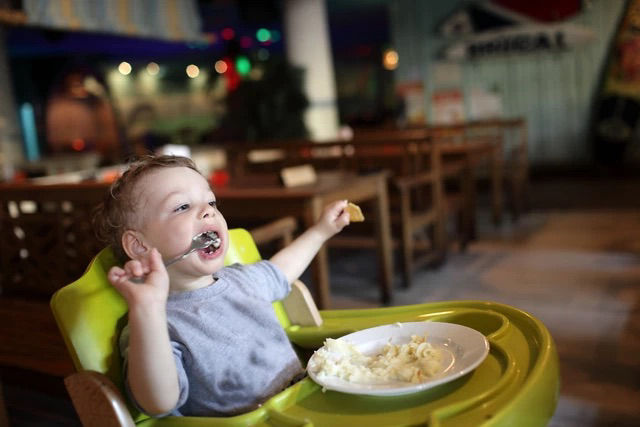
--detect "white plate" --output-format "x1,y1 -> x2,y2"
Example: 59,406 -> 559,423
307,321 -> 490,396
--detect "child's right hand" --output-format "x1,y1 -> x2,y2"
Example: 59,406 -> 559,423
107,248 -> 170,307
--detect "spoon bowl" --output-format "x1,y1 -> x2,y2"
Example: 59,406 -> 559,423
131,231 -> 221,283
164,231 -> 220,267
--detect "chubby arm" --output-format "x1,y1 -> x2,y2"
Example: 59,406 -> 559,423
270,200 -> 350,284
108,249 -> 180,416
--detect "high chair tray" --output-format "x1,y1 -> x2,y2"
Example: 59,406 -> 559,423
146,300 -> 559,427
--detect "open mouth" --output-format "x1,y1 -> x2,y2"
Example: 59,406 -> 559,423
201,231 -> 221,254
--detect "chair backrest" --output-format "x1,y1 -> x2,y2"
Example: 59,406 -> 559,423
50,246 -> 125,381
0,183 -> 107,298
50,228 -> 291,422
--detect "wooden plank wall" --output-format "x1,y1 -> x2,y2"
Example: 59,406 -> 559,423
389,0 -> 626,165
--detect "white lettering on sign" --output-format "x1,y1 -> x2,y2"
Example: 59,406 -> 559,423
441,23 -> 595,61
468,32 -> 567,58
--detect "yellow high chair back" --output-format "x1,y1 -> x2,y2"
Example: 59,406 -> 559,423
51,229 -> 559,426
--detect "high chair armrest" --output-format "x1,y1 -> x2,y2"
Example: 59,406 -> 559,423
282,280 -> 323,327
64,371 -> 135,427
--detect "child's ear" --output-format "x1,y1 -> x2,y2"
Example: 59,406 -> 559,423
122,230 -> 149,260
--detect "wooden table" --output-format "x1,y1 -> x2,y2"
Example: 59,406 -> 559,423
226,130 -> 507,226
214,171 -> 394,309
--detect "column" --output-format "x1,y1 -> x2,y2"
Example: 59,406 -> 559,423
283,0 -> 339,141
0,26 -> 23,179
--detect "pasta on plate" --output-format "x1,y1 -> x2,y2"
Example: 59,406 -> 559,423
308,335 -> 442,385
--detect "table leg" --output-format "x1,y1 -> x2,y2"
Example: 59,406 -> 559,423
491,141 -> 504,225
462,154 -> 477,244
373,176 -> 394,304
305,197 -> 331,309
514,124 -> 529,220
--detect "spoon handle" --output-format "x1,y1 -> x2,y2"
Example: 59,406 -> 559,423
164,250 -> 195,267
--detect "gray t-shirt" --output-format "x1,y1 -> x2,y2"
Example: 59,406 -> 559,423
121,261 -> 304,417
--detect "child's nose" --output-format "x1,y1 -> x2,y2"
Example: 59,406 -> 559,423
201,204 -> 215,218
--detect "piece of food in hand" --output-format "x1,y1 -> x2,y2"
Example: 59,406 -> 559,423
346,202 -> 365,222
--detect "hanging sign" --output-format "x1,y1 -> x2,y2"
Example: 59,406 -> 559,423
443,23 -> 594,60
438,1 -> 594,61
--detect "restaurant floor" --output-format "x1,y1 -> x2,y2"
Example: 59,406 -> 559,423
4,176 -> 640,426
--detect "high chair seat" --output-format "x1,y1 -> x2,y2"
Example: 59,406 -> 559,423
51,228 -> 559,426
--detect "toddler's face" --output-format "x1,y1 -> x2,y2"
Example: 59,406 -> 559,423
133,166 -> 229,281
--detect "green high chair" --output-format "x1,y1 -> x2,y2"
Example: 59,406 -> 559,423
51,228 -> 559,426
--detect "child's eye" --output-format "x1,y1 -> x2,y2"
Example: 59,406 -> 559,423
175,204 -> 189,212
209,200 -> 217,208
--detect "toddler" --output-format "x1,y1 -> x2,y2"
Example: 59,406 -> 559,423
94,155 -> 350,417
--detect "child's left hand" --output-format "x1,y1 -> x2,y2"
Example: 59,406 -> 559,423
315,199 -> 350,238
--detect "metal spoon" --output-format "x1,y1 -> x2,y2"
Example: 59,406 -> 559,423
131,231 -> 221,282
164,231 -> 220,267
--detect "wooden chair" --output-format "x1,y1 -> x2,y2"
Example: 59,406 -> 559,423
461,119 -> 530,222
429,119 -> 529,224
501,119 -> 529,220
335,133 -> 473,285
307,139 -> 469,287
0,183 -> 107,298
50,229 -> 560,426
392,143 -> 447,287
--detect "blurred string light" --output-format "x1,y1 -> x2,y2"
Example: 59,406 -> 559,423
214,60 -> 228,74
383,49 -> 399,70
257,48 -> 270,61
146,62 -> 160,75
235,56 -> 251,76
221,28 -> 235,40
256,28 -> 271,43
218,58 -> 239,90
249,67 -> 263,80
118,61 -> 132,75
186,64 -> 200,78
